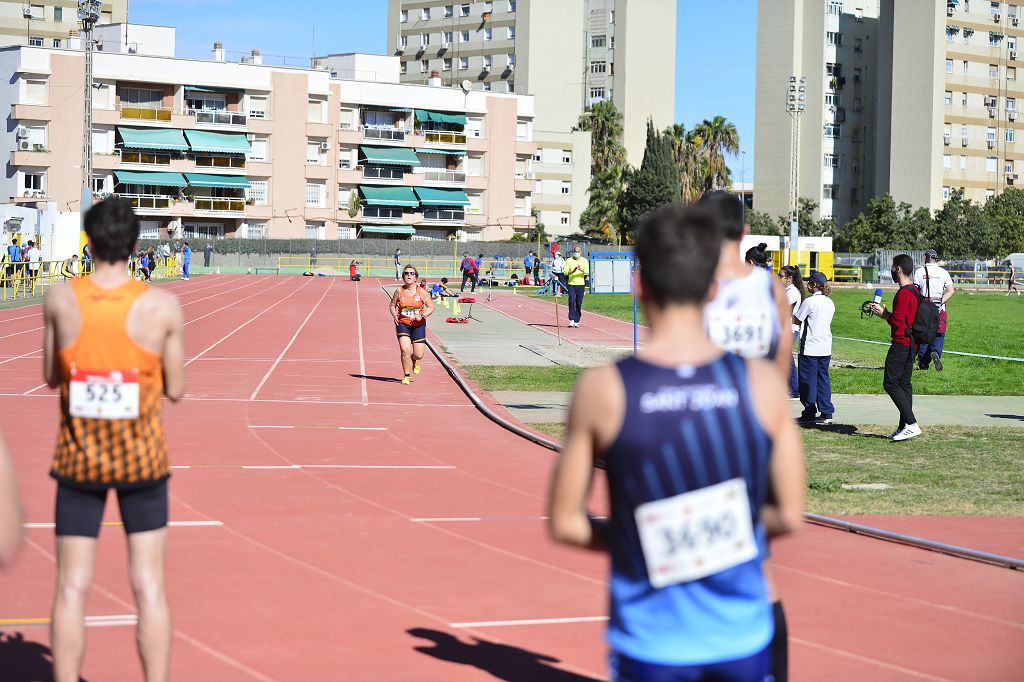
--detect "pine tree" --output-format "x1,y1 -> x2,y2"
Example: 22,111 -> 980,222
619,120 -> 681,236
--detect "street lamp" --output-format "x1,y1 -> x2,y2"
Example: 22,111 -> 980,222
78,0 -> 102,236
785,74 -> 806,266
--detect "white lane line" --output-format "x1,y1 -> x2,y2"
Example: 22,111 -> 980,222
23,520 -> 222,529
182,276 -> 291,330
449,616 -> 608,629
173,464 -> 455,470
0,394 -> 474,408
248,425 -> 387,431
22,382 -> 49,395
0,347 -> 44,367
0,614 -> 139,629
0,326 -> 42,341
411,516 -> 550,522
249,278 -> 334,400
185,278 -> 313,367
355,281 -> 369,406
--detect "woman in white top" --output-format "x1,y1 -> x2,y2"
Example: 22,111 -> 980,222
778,266 -> 804,398
794,271 -> 836,424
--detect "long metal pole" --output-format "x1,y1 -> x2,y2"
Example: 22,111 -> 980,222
79,3 -> 98,238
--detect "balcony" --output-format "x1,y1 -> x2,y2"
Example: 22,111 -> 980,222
10,149 -> 51,166
362,126 -> 408,142
120,151 -> 172,167
195,197 -> 245,213
188,109 -> 247,127
194,155 -> 246,170
421,169 -> 466,184
119,193 -> 174,212
422,130 -> 467,145
363,166 -> 406,181
11,103 -> 51,120
120,106 -> 173,123
422,208 -> 465,223
361,206 -> 407,222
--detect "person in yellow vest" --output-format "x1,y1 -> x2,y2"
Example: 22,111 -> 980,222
564,247 -> 590,328
43,197 -> 185,682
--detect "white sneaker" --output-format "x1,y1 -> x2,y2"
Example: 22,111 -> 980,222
888,425 -> 904,439
892,423 -> 922,441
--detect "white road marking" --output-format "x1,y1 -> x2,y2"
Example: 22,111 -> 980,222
449,616 -> 608,628
355,282 -> 369,406
173,464 -> 454,470
23,520 -> 222,529
248,425 -> 387,431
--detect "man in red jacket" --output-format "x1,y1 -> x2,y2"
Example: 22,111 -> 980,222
870,254 -> 921,441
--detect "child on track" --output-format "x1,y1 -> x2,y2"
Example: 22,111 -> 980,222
390,265 -> 435,385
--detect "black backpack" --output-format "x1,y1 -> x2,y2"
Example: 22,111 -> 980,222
909,283 -> 939,345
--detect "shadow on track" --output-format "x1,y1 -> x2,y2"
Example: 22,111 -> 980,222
0,632 -> 87,682
987,413 -> 1024,422
797,423 -> 892,439
349,374 -> 402,384
408,628 -> 602,682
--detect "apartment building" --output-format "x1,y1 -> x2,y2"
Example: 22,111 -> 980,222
755,0 -> 1023,229
1,26 -> 537,242
386,0 -> 674,235
0,1 -> 124,49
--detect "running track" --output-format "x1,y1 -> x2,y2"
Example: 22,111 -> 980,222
0,275 -> 1019,680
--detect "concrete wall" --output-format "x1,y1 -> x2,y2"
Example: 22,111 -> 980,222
522,0 -> 586,131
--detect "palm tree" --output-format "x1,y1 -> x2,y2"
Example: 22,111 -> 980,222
580,165 -> 624,239
577,101 -> 626,175
664,123 -> 702,203
693,116 -> 740,191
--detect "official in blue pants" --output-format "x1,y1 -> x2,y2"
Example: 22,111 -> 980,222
794,271 -> 836,424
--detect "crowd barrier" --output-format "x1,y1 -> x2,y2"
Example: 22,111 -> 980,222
0,257 -> 179,302
280,255 -> 529,282
831,265 -> 1017,289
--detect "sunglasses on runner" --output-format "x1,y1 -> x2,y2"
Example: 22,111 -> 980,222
403,271 -> 416,277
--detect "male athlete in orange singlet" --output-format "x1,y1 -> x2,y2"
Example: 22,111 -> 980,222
43,197 -> 185,682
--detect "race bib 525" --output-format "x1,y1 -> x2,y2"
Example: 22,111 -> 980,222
635,478 -> 758,588
68,369 -> 140,420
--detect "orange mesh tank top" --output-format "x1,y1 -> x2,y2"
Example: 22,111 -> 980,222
397,286 -> 427,327
51,277 -> 169,488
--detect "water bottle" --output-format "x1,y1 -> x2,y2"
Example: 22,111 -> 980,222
873,288 -> 883,304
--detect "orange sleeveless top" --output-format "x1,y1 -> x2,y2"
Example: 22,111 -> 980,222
51,278 -> 169,488
397,286 -> 427,327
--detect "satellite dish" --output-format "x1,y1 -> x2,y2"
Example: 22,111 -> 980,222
460,79 -> 473,93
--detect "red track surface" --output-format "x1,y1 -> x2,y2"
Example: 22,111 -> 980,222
0,274 -> 1020,681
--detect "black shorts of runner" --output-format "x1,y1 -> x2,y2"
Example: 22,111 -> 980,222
55,479 -> 169,537
396,322 -> 426,343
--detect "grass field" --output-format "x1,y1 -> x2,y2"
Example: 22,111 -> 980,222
527,422 -> 1024,516
533,288 -> 1024,396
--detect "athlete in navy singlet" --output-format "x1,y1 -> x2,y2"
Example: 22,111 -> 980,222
548,204 -> 805,682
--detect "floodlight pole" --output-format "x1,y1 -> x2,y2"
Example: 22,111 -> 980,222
785,74 -> 806,268
78,0 -> 101,234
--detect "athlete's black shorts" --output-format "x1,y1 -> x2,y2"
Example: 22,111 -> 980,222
55,479 -> 169,537
396,322 -> 426,343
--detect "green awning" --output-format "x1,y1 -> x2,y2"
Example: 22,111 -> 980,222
359,146 -> 421,166
184,173 -> 250,189
416,148 -> 467,156
185,130 -> 251,154
117,127 -> 188,151
360,225 -> 415,235
414,187 -> 470,206
114,170 -> 187,187
185,85 -> 243,94
359,186 -> 419,207
414,109 -> 467,125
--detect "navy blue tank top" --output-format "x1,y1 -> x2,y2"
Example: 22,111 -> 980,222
602,353 -> 774,666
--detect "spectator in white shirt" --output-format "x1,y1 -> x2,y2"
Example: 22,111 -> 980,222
912,249 -> 955,371
794,271 -> 836,425
778,265 -> 805,399
26,240 -> 42,291
551,251 -> 567,294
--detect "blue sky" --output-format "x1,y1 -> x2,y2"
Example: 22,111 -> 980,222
130,0 -> 756,178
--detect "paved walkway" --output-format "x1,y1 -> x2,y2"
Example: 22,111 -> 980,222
492,390 -> 1024,427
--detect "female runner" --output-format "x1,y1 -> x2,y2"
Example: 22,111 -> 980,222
390,265 -> 435,385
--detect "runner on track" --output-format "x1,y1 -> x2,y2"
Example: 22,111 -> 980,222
390,265 -> 435,385
43,197 -> 185,682
548,203 -> 804,681
697,190 -> 795,682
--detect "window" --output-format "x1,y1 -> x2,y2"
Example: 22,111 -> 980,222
591,34 -> 607,48
248,137 -> 268,162
307,98 -> 325,123
28,37 -> 43,47
947,27 -> 957,41
825,92 -> 841,107
400,35 -> 408,49
986,94 -> 997,108
443,31 -> 453,46
827,1 -> 843,14
22,172 -> 44,193
54,6 -> 62,21
420,33 -> 430,47
827,31 -> 842,46
27,4 -> 42,19
609,9 -> 614,23
824,123 -> 841,138
944,90 -> 953,105
590,61 -> 607,74
964,29 -> 972,43
245,222 -> 267,239
1009,67 -> 1017,80
826,62 -> 842,77
24,78 -> 46,104
945,58 -> 953,73
507,54 -> 516,66
560,213 -> 570,226
562,151 -> 572,164
824,153 -> 840,168
91,175 -> 107,194
962,60 -> 969,74
986,188 -> 996,199
306,140 -> 323,164
460,56 -> 469,70
507,27 -> 516,39
822,184 -> 839,200
400,9 -> 408,23
461,4 -> 470,17
942,186 -> 951,201
1007,128 -> 1016,143
305,222 -> 325,239
507,81 -> 514,92
1008,97 -> 1016,110
986,156 -> 998,172
590,87 -> 606,100
305,183 -> 325,208
991,1 -> 1001,16
961,124 -> 969,141
484,28 -> 493,41
1010,36 -> 1018,50
1006,160 -> 1015,174
443,58 -> 453,71
962,91 -> 969,106
991,33 -> 1003,47
400,62 -> 407,75
533,151 -> 541,161
509,0 -> 516,10
483,82 -> 492,91
944,154 -> 952,170
461,30 -> 470,43
444,5 -> 454,18
421,7 -> 431,20
990,63 -> 999,78
561,182 -> 571,194
420,59 -> 429,73
484,54 -> 493,68
961,155 -> 968,170
988,126 -> 997,142
246,180 -> 268,206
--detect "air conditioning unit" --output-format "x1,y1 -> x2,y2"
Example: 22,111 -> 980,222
989,106 -> 997,117
1010,110 -> 1018,121
1011,50 -> 1018,59
962,137 -> 969,147
947,6 -> 955,16
943,135 -> 951,146
15,126 -> 28,139
319,141 -> 330,151
993,13 -> 1001,22
1013,16 -> 1020,26
482,63 -> 491,72
246,133 -> 256,141
18,139 -> 32,150
22,6 -> 32,19
988,139 -> 995,148
507,63 -> 515,72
